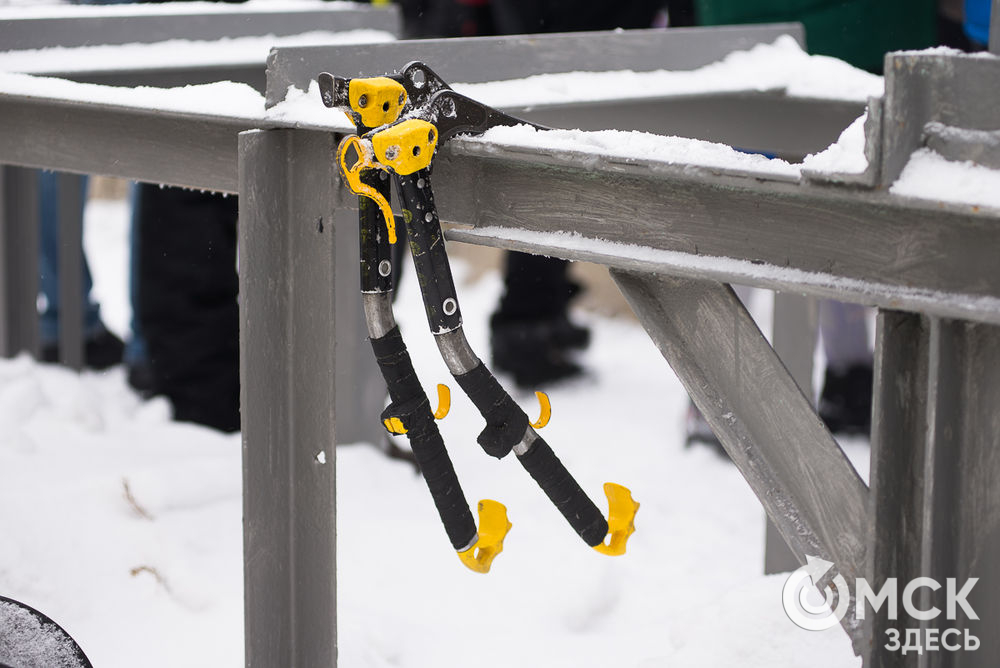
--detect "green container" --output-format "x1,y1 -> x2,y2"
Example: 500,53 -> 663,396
693,0 -> 937,72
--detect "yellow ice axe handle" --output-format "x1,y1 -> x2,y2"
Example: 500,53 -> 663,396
336,135 -> 397,244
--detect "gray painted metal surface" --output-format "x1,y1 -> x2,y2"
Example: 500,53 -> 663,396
992,0 -> 999,55
868,312 -> 1000,667
266,23 -> 804,102
0,167 -> 39,358
923,123 -> 1000,170
239,128 -> 340,668
0,4 -> 399,51
0,93 -> 247,192
439,147 -> 1000,325
765,292 -> 819,575
2,6 -> 399,93
266,25 -> 860,158
880,52 -> 1000,184
514,93 -> 862,160
610,270 -> 869,649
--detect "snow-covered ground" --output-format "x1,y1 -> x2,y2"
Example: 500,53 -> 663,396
0,198 -> 869,666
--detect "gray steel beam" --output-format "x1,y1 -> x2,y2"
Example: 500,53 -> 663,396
265,26 -> 855,159
881,52 -> 1000,184
867,312 -> 1000,667
991,0 -> 999,55
0,166 -> 39,358
239,128 -> 339,668
55,172 -> 84,370
438,146 -> 1000,325
239,126 -> 385,666
43,66 -> 271,96
504,93 -> 861,161
0,93 -> 249,192
266,24 -> 804,104
610,270 -> 869,649
766,292 -> 820,575
0,5 -> 399,51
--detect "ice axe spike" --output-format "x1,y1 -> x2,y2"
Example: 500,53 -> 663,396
457,499 -> 512,573
592,483 -> 639,556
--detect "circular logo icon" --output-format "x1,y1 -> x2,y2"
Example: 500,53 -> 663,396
782,556 -> 851,631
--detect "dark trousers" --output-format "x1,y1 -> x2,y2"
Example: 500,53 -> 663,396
134,185 -> 240,432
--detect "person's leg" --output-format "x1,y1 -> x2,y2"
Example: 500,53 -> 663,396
38,171 -> 121,368
817,300 -> 873,435
124,182 -> 153,391
490,252 -> 590,387
37,171 -> 60,349
135,184 -> 240,432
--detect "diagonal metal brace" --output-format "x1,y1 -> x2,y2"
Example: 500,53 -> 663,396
611,270 -> 869,650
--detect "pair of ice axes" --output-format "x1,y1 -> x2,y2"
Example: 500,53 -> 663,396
318,62 -> 638,573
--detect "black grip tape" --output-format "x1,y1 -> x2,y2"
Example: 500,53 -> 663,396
454,363 -> 528,459
358,170 -> 392,294
370,327 -> 476,550
518,437 -> 608,546
395,171 -> 463,332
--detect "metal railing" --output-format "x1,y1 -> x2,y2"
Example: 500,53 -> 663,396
0,10 -> 998,667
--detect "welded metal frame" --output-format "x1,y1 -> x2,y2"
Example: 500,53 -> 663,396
0,17 -> 997,668
0,2 -> 385,391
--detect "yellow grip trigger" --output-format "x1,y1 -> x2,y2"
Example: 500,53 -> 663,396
433,384 -> 451,420
592,483 -> 639,556
457,500 -> 511,574
336,135 -> 397,244
383,416 -> 407,435
349,77 -> 407,128
531,391 -> 551,429
371,119 -> 438,175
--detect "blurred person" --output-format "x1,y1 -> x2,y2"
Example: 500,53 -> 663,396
37,172 -> 124,369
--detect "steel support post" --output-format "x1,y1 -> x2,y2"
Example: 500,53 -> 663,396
867,312 -> 1000,667
766,291 -> 820,574
0,166 -> 39,358
611,270 -> 869,649
239,127 -> 382,667
56,172 -> 84,370
990,0 -> 998,56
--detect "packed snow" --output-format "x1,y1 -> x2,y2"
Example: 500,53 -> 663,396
464,124 -> 803,180
0,71 -> 266,120
454,35 -> 884,106
0,198 -> 870,667
0,600 -> 86,668
0,30 -> 395,74
801,112 -> 869,175
0,0 -> 357,18
890,148 -> 1000,211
